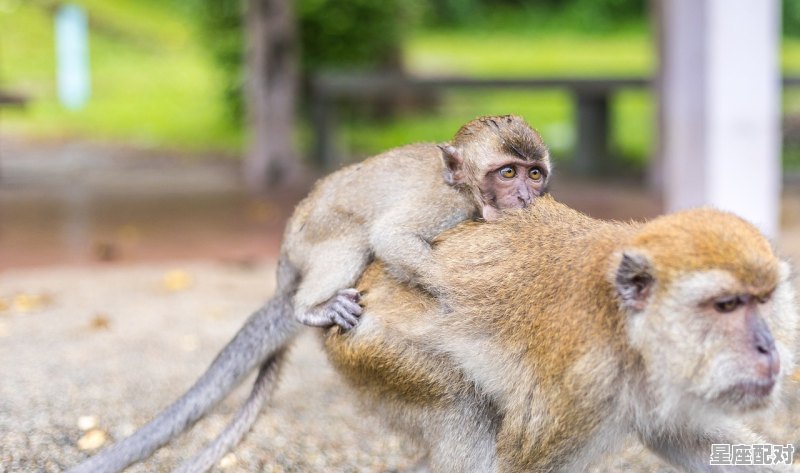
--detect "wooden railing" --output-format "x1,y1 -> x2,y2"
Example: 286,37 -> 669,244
311,74 -> 800,171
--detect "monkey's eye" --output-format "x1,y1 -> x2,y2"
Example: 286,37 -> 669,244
528,168 -> 543,181
714,296 -> 741,313
499,166 -> 516,179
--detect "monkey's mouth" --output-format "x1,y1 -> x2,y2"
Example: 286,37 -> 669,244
715,379 -> 776,410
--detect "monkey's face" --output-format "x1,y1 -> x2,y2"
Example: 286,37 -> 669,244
444,116 -> 551,220
627,264 -> 797,415
613,209 -> 798,418
474,153 -> 550,221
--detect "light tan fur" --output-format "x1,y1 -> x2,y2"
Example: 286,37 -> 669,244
325,195 -> 799,473
281,114 -> 551,328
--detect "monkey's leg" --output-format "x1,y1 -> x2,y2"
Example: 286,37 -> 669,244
294,237 -> 370,330
67,295 -> 298,473
173,351 -> 286,473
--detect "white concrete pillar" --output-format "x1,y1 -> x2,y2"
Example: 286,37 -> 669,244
658,0 -> 781,238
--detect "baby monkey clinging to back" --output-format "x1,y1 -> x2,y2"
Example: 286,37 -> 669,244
69,114 -> 552,473
286,114 -> 552,329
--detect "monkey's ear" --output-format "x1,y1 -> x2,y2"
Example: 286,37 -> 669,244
613,251 -> 654,312
438,144 -> 466,185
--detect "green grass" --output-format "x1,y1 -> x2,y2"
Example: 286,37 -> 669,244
406,30 -> 653,77
0,1 -> 242,152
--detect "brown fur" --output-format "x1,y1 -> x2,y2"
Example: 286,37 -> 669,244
324,195 -> 798,472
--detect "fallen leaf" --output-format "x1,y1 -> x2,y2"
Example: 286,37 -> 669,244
219,453 -> 237,469
77,415 -> 98,431
90,313 -> 111,330
0,297 -> 9,313
162,270 -> 193,292
12,292 -> 54,313
77,428 -> 107,450
792,369 -> 800,383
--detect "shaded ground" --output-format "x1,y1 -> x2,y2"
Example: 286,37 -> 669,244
1,137 -> 800,472
0,136 -> 660,269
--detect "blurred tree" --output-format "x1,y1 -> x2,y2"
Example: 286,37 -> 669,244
421,0 -> 645,29
186,0 -> 418,126
183,0 -> 419,184
418,0 -> 483,26
299,0 -> 415,73
784,0 -> 800,37
186,0 -> 246,125
244,0 -> 299,192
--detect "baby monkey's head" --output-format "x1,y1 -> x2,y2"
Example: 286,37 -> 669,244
439,115 -> 551,221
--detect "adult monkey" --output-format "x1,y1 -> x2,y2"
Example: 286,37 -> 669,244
325,196 -> 799,472
68,115 -> 552,473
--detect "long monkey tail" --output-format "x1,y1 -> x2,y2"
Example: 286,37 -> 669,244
173,353 -> 285,473
67,294 -> 300,473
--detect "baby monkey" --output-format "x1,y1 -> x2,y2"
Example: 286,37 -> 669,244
285,114 -> 551,330
68,114 -> 551,473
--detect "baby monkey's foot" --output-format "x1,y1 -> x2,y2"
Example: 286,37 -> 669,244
300,288 -> 363,330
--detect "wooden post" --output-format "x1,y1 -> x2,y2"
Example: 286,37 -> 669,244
574,91 -> 610,173
658,0 -> 781,237
55,4 -> 91,110
244,0 -> 299,193
311,78 -> 338,169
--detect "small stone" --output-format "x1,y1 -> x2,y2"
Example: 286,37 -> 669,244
219,453 -> 237,468
118,422 -> 136,437
77,429 -> 107,451
77,415 -> 98,431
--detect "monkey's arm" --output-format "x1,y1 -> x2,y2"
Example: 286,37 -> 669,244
368,215 -> 439,286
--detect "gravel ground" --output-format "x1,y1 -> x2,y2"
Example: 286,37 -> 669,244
2,257 -> 800,473
0,261 -> 418,473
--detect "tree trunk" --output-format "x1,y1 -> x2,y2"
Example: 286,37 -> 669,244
244,0 -> 299,193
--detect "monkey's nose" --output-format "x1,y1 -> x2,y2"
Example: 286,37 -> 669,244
753,335 -> 780,379
748,311 -> 780,379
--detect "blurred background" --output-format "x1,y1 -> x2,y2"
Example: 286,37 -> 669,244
3,2 -> 800,471
1,0 -> 799,267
